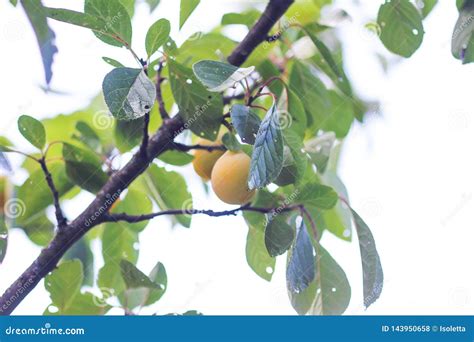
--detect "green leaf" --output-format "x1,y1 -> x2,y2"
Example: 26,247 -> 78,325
248,103 -> 284,189
168,60 -> 223,140
17,115 -> 46,150
265,214 -> 295,257
144,261 -> 167,305
142,164 -> 193,227
296,183 -> 338,209
243,190 -> 280,281
63,238 -> 94,286
62,143 -> 108,193
285,88 -> 307,137
72,121 -> 101,152
103,67 -> 156,121
275,129 -> 307,186
351,208 -> 384,308
44,7 -> 112,34
304,132 -> 336,174
179,0 -> 200,29
102,224 -> 138,263
222,132 -> 241,152
145,18 -> 171,58
377,0 -> 424,57
286,219 -> 315,293
322,91 -> 354,139
114,118 -> 143,152
119,0 -> 135,17
0,136 -> 14,153
288,242 -> 351,315
192,60 -> 254,92
230,105 -> 261,144
102,56 -> 124,68
120,260 -> 162,289
221,10 -> 261,28
452,1 -> 474,62
246,224 -> 275,281
45,260 -> 82,312
289,61 -> 330,131
45,260 -> 109,315
176,33 -> 236,66
158,150 -> 194,166
419,0 -> 437,18
303,23 -> 343,79
20,0 -> 58,84
84,0 -> 132,47
119,260 -> 166,309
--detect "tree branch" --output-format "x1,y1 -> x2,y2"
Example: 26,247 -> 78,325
104,204 -> 301,223
171,142 -> 226,153
0,0 -> 294,316
39,157 -> 67,229
227,0 -> 294,66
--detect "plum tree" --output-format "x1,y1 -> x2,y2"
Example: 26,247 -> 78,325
211,151 -> 255,205
0,0 -> 468,317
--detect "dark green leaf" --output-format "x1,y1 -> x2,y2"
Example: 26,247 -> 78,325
377,0 -> 424,57
286,219 -> 315,293
265,214 -> 295,257
276,129 -> 307,186
114,118 -> 143,152
102,56 -> 124,68
246,224 -> 275,281
84,0 -> 132,47
62,143 -> 108,193
289,61 -> 330,131
145,18 -> 171,58
248,103 -> 284,189
18,115 -> 46,150
20,0 -> 58,84
168,60 -> 223,140
63,238 -> 94,286
103,67 -> 156,121
296,183 -> 338,209
179,0 -> 200,29
230,105 -> 261,144
285,88 -> 307,137
351,208 -> 384,308
193,60 -> 254,92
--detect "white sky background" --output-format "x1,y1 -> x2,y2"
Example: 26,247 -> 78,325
0,0 -> 473,315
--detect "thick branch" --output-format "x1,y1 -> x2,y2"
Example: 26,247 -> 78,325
104,204 -> 301,223
227,0 -> 294,66
0,0 -> 294,316
172,142 -> 226,152
39,158 -> 67,229
139,112 -> 150,158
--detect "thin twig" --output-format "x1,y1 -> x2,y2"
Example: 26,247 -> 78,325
171,142 -> 226,152
155,61 -> 170,120
104,204 -> 302,224
39,157 -> 67,229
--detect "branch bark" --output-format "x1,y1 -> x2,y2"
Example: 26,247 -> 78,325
172,142 -> 226,152
0,0 -> 294,315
